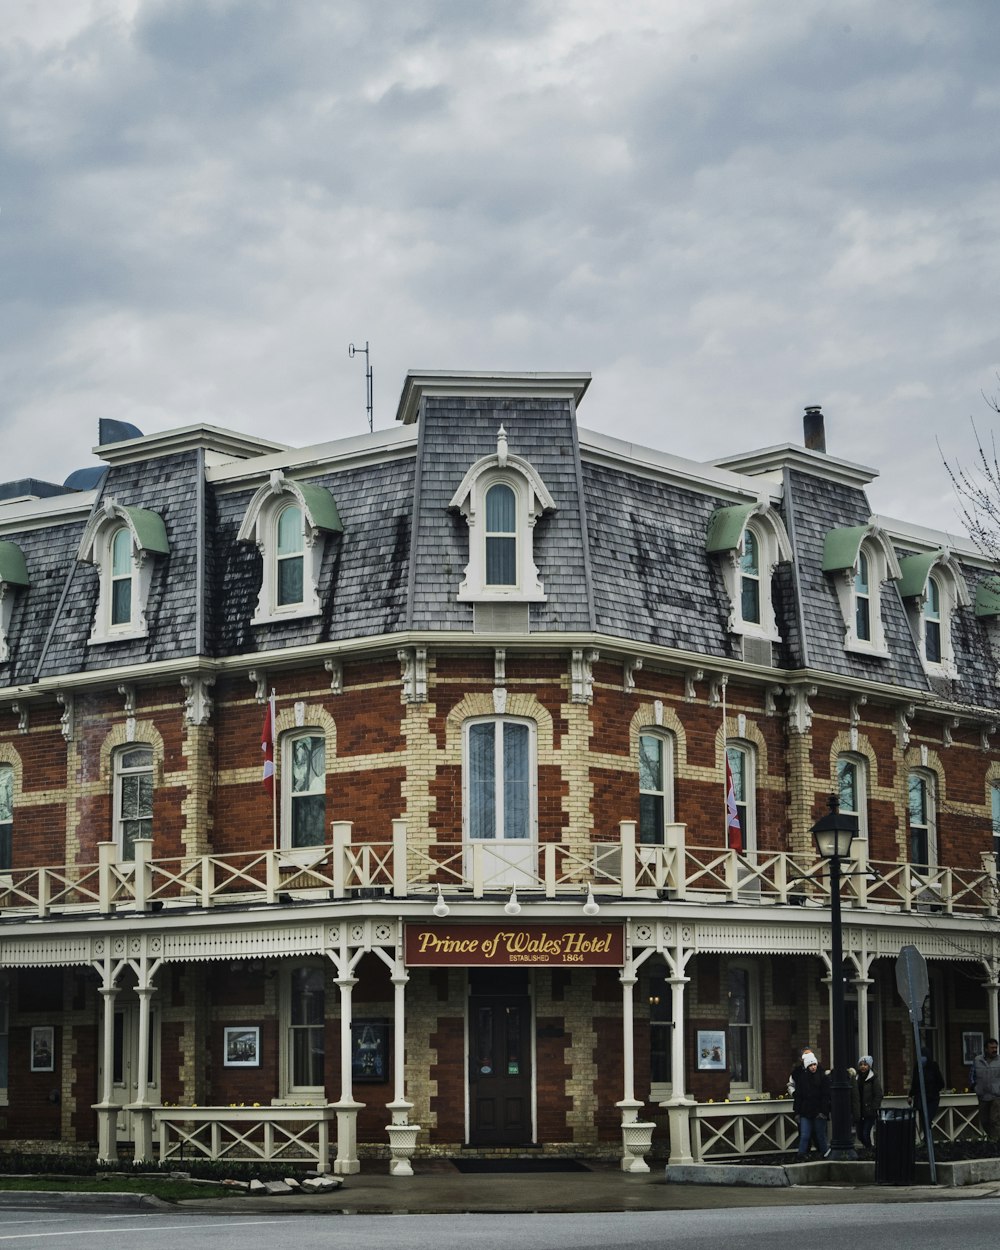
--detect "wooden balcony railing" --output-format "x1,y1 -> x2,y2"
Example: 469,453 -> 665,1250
0,821 -> 996,921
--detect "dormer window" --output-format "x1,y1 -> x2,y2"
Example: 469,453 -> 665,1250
898,549 -> 969,676
237,471 -> 342,625
77,500 -> 170,644
706,501 -> 792,646
822,522 -> 901,657
450,427 -> 555,603
0,541 -> 29,663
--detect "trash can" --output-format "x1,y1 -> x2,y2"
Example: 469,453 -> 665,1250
875,1107 -> 916,1185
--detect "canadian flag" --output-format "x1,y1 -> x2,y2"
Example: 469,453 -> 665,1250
725,756 -> 743,852
261,694 -> 275,796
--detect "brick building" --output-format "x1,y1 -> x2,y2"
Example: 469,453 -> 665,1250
1,371 -> 999,1173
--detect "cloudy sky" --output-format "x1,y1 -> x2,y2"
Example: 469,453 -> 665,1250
2,0 -> 999,532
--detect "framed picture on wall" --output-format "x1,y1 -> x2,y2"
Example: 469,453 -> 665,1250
963,1031 -> 985,1065
31,1026 -> 55,1072
224,1026 -> 260,1067
351,1019 -> 389,1082
697,1029 -> 726,1071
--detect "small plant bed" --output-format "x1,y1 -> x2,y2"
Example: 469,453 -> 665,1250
0,1175 -> 231,1202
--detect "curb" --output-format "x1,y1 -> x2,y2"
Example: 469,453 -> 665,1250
0,1191 -> 172,1210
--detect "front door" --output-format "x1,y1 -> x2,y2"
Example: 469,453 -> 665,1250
97,995 -> 160,1142
468,971 -> 533,1146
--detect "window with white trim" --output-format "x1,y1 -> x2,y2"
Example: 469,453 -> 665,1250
739,529 -> 762,625
77,502 -> 170,644
908,769 -> 937,870
0,975 -> 8,1107
646,960 -> 673,1088
113,746 -> 153,861
0,765 -> 11,872
707,505 -> 792,644
282,964 -> 325,1098
109,527 -> 134,626
0,540 -> 29,664
727,961 -> 760,1090
855,550 -> 872,642
824,525 -> 900,657
464,717 -> 536,843
282,733 -> 326,848
900,553 -> 970,677
924,576 -> 942,664
450,428 -> 555,603
639,731 -> 674,845
275,503 -> 305,607
726,742 -> 756,854
992,783 -> 1000,871
836,753 -> 868,841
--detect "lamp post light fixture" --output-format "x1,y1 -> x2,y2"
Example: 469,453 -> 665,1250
810,793 -> 859,1162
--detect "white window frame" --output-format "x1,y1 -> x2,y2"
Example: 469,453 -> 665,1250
236,470 -> 341,626
902,554 -> 969,678
462,716 -> 538,844
727,960 -> 761,1094
725,741 -> 757,855
638,729 -> 674,846
992,782 -> 1000,871
831,535 -> 900,658
0,541 -> 29,664
113,745 -> 154,861
281,731 -> 327,851
646,958 -> 673,1101
712,507 -> 792,643
836,752 -> 869,845
449,428 -> 555,604
0,763 -> 12,874
908,768 -> 938,872
278,963 -> 326,1103
77,501 -> 169,644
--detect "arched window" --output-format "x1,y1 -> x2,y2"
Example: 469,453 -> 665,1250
113,746 -> 153,861
924,576 -> 942,664
283,964 -> 325,1097
0,764 -> 12,872
275,503 -> 305,607
836,753 -> 868,840
485,484 -> 517,587
854,550 -> 872,642
908,769 -> 937,870
465,717 -> 535,843
726,742 -> 756,854
283,733 -> 326,848
109,527 -> 134,627
727,961 -> 761,1090
639,731 -> 674,845
739,529 -> 761,626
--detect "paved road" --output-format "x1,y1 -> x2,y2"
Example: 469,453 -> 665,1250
1,1202 -> 1000,1249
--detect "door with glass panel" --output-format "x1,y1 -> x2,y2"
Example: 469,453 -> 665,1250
97,992 -> 160,1143
468,970 -> 533,1146
464,717 -> 536,887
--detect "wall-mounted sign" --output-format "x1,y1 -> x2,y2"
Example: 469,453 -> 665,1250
405,923 -> 624,967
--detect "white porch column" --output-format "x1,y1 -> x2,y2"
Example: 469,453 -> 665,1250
332,974 -> 363,1175
129,980 -> 157,1162
385,962 -> 420,1176
855,976 -> 872,1062
616,960 -> 655,1173
986,973 -> 1000,1043
662,938 -> 696,1166
93,959 -> 120,1162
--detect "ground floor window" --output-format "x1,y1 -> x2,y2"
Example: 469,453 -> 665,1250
727,962 -> 759,1090
647,964 -> 672,1086
284,965 -> 326,1096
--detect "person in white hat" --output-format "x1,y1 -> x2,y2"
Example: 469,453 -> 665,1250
793,1050 -> 831,1160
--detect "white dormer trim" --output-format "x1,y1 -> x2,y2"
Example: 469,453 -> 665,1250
237,471 -> 342,626
77,499 -> 169,644
824,521 -> 901,658
708,498 -> 792,642
449,429 -> 556,603
899,549 -> 971,679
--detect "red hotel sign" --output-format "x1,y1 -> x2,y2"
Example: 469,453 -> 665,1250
405,923 -> 624,967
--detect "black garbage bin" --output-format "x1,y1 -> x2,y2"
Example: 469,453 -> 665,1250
875,1107 -> 916,1184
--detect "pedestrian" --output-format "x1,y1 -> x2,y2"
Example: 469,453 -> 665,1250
908,1051 -> 945,1142
850,1054 -> 883,1149
787,1044 -> 812,1097
793,1049 -> 831,1160
972,1038 -> 1000,1140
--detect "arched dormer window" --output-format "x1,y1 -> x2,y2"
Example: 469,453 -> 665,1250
237,471 -> 342,625
898,548 -> 970,676
449,426 -> 555,603
77,499 -> 170,644
0,541 -> 29,663
706,500 -> 792,650
822,521 -> 901,657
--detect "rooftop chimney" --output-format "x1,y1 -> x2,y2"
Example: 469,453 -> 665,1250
803,405 -> 826,453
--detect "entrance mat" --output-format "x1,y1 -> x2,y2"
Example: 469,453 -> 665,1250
452,1158 -> 591,1174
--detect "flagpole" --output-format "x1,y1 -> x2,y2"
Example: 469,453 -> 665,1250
270,689 -> 278,852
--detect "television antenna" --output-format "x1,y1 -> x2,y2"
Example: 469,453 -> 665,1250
348,340 -> 373,432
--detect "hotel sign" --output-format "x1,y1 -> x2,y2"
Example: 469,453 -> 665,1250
404,923 -> 624,967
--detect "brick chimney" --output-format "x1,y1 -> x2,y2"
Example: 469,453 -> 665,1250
803,405 -> 826,453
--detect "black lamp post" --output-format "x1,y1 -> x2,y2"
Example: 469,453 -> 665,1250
810,794 -> 859,1161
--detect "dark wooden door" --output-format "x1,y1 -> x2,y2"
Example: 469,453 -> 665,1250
468,985 -> 532,1146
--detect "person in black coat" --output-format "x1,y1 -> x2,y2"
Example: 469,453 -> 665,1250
850,1055 -> 884,1148
793,1050 -> 832,1160
908,1051 -> 945,1142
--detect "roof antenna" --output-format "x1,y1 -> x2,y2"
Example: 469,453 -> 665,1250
348,340 -> 373,432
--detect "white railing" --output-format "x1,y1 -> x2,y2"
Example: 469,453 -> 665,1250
0,823 -> 996,920
689,1093 -> 981,1160
154,1106 -> 337,1172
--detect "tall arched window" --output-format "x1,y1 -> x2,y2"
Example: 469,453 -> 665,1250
739,529 -> 761,626
854,550 -> 872,642
284,964 -> 325,1096
639,731 -> 674,845
725,742 -> 756,854
110,527 -> 135,627
275,504 -> 305,607
836,753 -> 868,840
465,717 -> 535,842
0,764 -> 12,872
908,769 -> 937,870
283,733 -> 326,848
924,576 -> 942,664
485,484 -> 517,587
113,746 -> 153,860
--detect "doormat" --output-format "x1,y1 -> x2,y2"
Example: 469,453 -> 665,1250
452,1158 -> 590,1174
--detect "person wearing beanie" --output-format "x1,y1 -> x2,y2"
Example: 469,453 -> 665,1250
793,1050 -> 831,1160
850,1055 -> 883,1149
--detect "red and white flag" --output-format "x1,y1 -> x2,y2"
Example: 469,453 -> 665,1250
725,757 -> 743,852
261,693 -> 276,796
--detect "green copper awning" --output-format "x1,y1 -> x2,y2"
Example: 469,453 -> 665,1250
706,503 -> 757,554
121,507 -> 170,555
297,482 -> 343,533
897,551 -> 940,599
0,540 -> 29,587
975,578 -> 1000,618
821,525 -> 871,573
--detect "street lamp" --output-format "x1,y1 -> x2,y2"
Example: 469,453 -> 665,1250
810,794 -> 859,1161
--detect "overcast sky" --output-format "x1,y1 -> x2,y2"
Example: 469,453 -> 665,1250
2,0 -> 999,534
